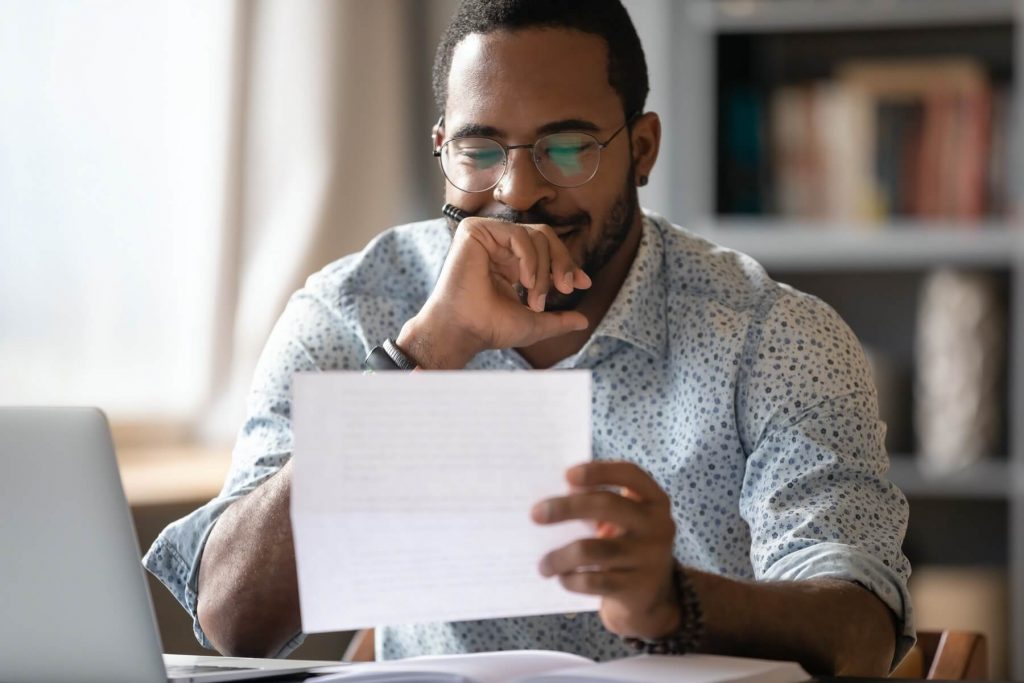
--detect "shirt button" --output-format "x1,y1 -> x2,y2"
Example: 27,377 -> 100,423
565,612 -> 577,620
587,344 -> 601,358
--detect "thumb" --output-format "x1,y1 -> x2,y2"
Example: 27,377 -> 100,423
522,310 -> 589,345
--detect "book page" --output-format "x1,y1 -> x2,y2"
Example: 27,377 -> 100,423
309,650 -> 593,683
291,371 -> 600,632
525,654 -> 810,683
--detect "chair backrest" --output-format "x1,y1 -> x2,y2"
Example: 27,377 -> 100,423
891,630 -> 988,680
343,628 -> 375,663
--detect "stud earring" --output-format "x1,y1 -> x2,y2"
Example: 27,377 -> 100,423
638,175 -> 648,187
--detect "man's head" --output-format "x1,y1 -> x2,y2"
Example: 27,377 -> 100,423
433,0 -> 649,122
431,0 -> 661,310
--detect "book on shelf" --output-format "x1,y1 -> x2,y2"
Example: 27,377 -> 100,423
721,57 -> 1016,226
307,650 -> 811,683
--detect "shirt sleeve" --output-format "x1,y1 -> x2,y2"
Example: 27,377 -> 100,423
142,278 -> 368,655
736,287 -> 915,669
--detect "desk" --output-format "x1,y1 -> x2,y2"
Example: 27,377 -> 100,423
263,675 -> 998,683
117,445 -> 232,507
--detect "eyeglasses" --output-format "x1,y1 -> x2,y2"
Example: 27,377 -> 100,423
433,113 -> 638,193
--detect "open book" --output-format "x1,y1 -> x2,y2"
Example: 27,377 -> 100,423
308,650 -> 811,683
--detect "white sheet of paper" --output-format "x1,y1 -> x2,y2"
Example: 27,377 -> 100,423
290,370 -> 600,633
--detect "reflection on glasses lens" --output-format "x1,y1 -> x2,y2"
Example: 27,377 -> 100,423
537,133 -> 600,186
438,131 -> 603,192
441,138 -> 506,192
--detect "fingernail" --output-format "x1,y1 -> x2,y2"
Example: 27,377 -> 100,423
538,293 -> 546,311
564,272 -> 573,288
531,501 -> 548,523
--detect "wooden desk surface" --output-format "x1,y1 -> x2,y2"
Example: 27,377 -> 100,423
117,445 -> 232,507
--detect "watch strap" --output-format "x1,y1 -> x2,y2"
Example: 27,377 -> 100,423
363,338 -> 416,372
383,337 -> 417,370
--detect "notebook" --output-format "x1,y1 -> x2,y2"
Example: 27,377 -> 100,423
0,406 -> 335,683
307,650 -> 811,683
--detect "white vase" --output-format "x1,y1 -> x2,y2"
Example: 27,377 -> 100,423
914,269 -> 1004,476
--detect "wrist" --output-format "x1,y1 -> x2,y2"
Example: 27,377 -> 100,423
622,562 -> 704,655
396,313 -> 480,370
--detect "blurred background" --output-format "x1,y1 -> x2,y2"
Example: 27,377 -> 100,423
1,0 -> 1022,677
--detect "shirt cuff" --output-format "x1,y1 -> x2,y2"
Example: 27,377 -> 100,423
760,541 -> 916,671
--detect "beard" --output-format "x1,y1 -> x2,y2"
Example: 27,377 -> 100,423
451,170 -> 639,312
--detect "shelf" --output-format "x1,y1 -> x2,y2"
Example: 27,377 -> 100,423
689,0 -> 1017,34
888,454 -> 1017,499
693,220 -> 1022,270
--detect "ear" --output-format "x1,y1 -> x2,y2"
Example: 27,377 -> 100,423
629,112 -> 661,185
432,116 -> 445,151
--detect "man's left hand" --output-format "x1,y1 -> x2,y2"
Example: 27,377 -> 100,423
531,461 -> 681,640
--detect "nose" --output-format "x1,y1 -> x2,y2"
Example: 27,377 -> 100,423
492,147 -> 557,211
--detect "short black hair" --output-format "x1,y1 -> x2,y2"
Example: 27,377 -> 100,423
432,0 -> 649,119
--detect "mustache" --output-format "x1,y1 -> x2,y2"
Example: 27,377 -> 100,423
486,208 -> 590,229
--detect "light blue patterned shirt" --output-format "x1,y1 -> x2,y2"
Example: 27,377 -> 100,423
144,211 -> 914,664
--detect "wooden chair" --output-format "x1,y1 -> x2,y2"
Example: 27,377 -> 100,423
343,628 -> 375,663
891,630 -> 988,680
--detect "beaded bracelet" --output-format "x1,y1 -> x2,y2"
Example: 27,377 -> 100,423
621,562 -> 704,655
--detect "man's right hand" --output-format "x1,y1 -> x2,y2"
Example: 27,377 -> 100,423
396,217 -> 592,369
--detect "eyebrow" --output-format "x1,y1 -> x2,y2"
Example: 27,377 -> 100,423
447,118 -> 602,140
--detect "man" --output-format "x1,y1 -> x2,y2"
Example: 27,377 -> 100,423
145,1 -> 913,676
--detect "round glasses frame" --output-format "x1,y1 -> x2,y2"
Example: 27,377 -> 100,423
432,112 -> 639,193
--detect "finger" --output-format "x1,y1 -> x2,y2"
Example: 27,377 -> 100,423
516,310 -> 589,345
529,224 -> 582,295
573,268 -> 593,290
461,220 -> 531,286
558,569 -> 632,596
538,537 -> 635,577
532,490 -> 648,530
527,230 -> 552,312
567,461 -> 670,505
504,224 -> 539,290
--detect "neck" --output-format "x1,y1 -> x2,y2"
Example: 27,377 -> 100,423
517,214 -> 644,369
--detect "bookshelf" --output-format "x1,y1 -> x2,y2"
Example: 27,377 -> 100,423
694,221 -> 1019,269
626,0 -> 1024,676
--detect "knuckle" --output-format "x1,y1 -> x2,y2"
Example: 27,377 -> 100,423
582,538 -> 616,561
537,223 -> 559,240
595,490 -> 622,511
649,511 -> 676,541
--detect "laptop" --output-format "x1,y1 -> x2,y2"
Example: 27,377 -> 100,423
0,407 -> 340,683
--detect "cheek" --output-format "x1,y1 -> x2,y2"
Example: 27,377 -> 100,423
562,231 -> 589,264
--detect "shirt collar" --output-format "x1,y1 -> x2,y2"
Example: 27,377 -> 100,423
588,212 -> 668,358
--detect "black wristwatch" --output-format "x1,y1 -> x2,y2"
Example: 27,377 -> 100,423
363,337 -> 417,372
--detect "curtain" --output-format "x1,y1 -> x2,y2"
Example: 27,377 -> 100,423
200,0 -> 449,441
0,0 -> 456,443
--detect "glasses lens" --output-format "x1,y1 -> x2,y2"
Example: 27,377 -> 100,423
535,132 -> 600,187
440,138 -> 506,192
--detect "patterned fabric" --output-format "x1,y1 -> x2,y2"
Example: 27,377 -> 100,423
143,210 -> 914,664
